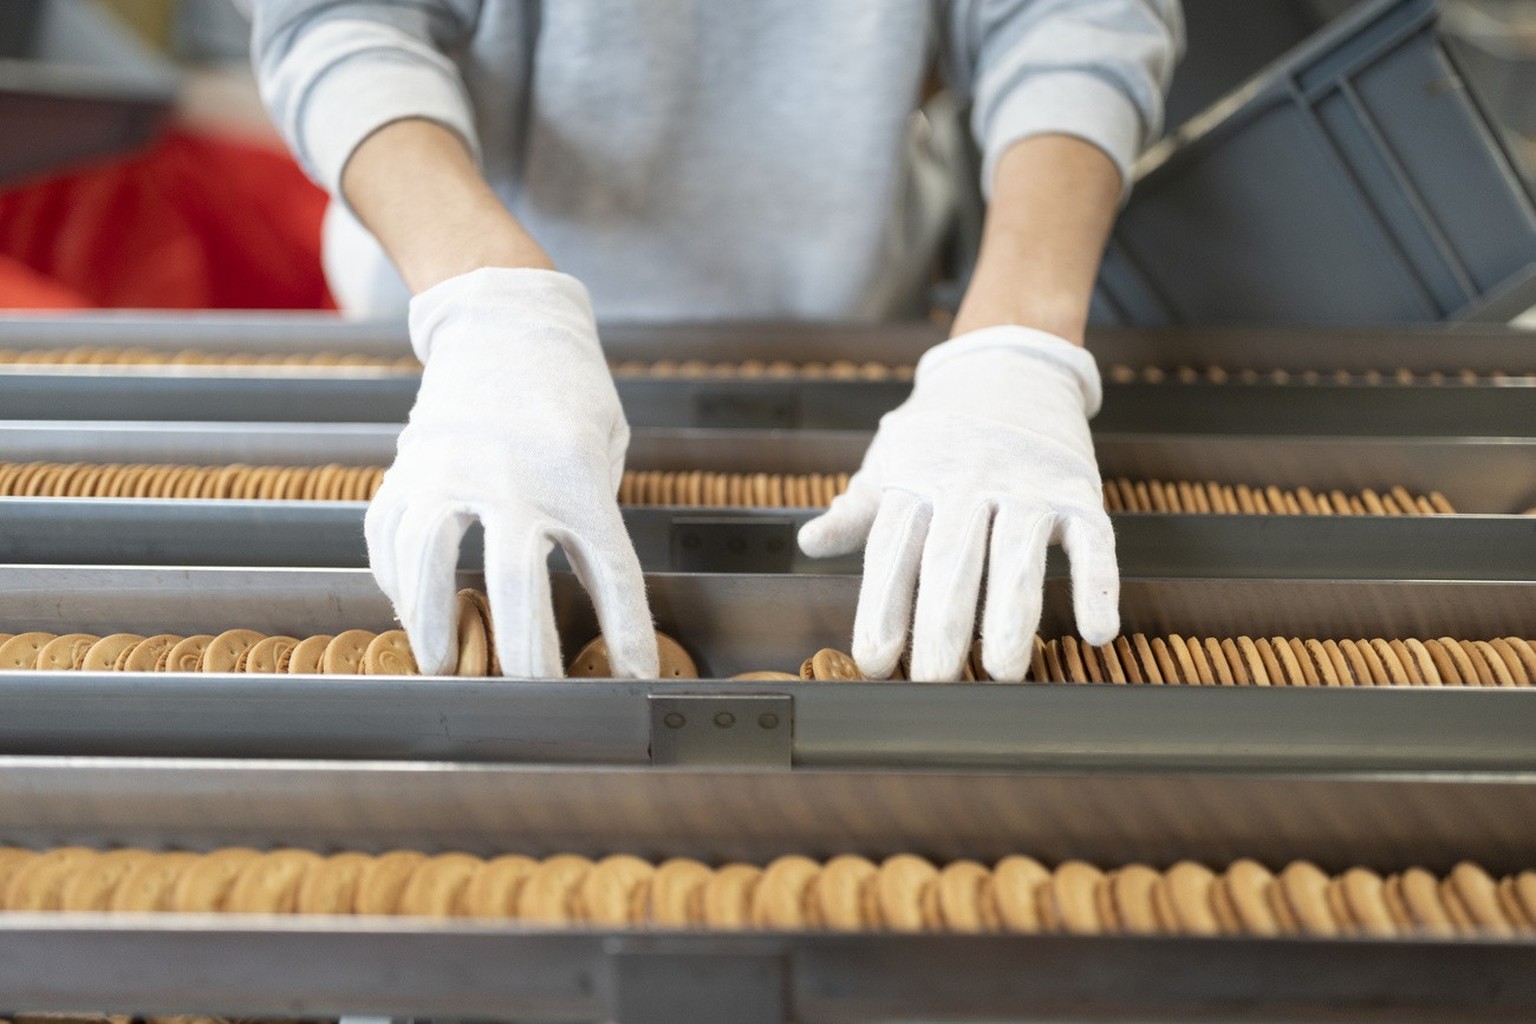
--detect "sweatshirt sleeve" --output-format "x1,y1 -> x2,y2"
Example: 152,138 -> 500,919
943,0 -> 1183,198
250,0 -> 483,196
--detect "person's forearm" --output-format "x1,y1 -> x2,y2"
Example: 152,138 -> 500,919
950,134 -> 1122,345
341,119 -> 553,294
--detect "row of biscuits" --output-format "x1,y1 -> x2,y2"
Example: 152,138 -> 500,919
3,346 -> 1529,387
0,347 -> 417,371
1099,478 -> 1452,515
1107,364 -> 1535,386
1029,634 -> 1536,687
4,609 -> 1532,686
0,462 -> 381,502
0,460 -> 1460,516
0,845 -> 1532,939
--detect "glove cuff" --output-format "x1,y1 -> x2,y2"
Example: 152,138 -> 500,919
915,325 -> 1104,417
406,266 -> 599,364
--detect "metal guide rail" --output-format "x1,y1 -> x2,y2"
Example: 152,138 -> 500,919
4,366 -> 1530,434
3,499 -> 1533,579
1,760 -> 1536,1021
0,567 -> 1532,771
0,321 -> 1530,433
0,316 -> 1531,374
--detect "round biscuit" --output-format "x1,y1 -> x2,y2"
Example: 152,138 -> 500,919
1161,861 -> 1220,936
1277,861 -> 1338,937
458,589 -> 499,675
321,629 -> 376,676
121,634 -> 183,673
1448,861 -> 1514,936
460,854 -> 539,918
647,857 -> 712,928
200,629 -> 266,673
1106,864 -> 1161,935
353,850 -> 428,915
1339,867 -> 1396,937
224,849 -> 324,913
809,649 -> 863,682
517,854 -> 594,924
454,592 -> 489,676
286,634 -> 333,675
1047,860 -> 1106,935
57,847 -> 151,908
5,846 -> 97,910
171,847 -> 263,912
1398,866 -> 1456,936
578,854 -> 655,926
294,852 -> 374,915
35,634 -> 100,671
813,855 -> 877,931
701,863 -> 763,929
989,855 -> 1049,933
108,851 -> 200,911
0,632 -> 56,670
875,854 -> 938,933
750,855 -> 820,930
241,635 -> 298,674
396,852 -> 484,917
363,630 -> 420,676
79,634 -> 144,673
655,631 -> 697,679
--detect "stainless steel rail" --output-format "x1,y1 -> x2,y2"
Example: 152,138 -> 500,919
2,916 -> 1531,1023
3,371 -> 1530,433
2,499 -> 1533,580
1,315 -> 1531,374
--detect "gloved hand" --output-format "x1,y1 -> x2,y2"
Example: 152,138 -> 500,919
797,325 -> 1118,681
366,267 -> 658,678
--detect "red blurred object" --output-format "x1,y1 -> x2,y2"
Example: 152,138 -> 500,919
0,129 -> 334,310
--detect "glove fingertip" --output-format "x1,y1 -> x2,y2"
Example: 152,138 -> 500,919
604,626 -> 661,680
1076,605 -> 1120,648
981,645 -> 1031,684
852,634 -> 904,682
797,514 -> 856,559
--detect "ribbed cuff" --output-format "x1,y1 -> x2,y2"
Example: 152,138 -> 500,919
296,40 -> 479,197
980,69 -> 1143,202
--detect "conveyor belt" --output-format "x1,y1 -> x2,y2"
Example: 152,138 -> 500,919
0,316 -> 1530,1021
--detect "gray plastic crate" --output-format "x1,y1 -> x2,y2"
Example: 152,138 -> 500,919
0,0 -> 179,184
1093,0 -> 1536,326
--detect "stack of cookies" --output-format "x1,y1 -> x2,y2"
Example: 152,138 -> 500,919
0,462 -> 381,501
1027,633 -> 1536,686
0,844 -> 1529,939
608,358 -> 914,380
1106,364 -> 1534,386
0,460 -> 1461,515
1100,479 -> 1454,515
0,347 -> 415,371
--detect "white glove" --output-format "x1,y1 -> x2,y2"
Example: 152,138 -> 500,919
366,267 -> 658,679
798,325 -> 1119,682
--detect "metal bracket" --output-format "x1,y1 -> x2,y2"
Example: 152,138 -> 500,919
605,938 -> 789,1024
669,516 -> 797,574
649,693 -> 793,767
692,386 -> 802,429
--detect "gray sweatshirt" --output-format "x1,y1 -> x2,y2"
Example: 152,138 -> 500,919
252,1 -> 1181,320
